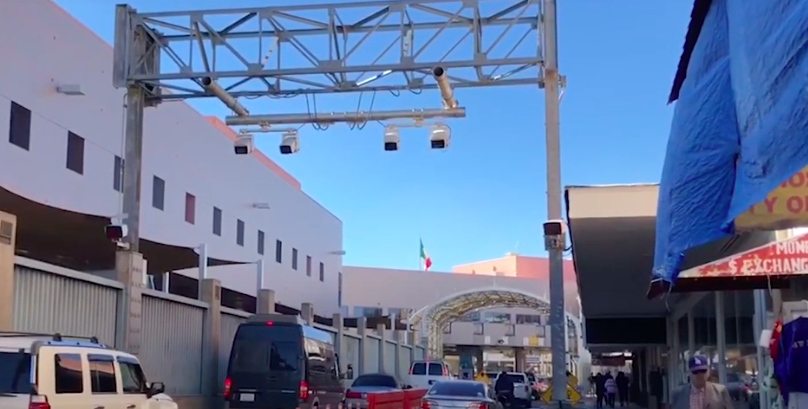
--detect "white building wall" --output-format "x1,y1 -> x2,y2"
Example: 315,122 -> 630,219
0,0 -> 342,315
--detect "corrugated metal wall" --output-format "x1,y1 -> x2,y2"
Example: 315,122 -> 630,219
384,341 -> 396,373
343,334 -> 360,381
140,290 -> 207,396
365,336 -> 380,373
415,346 -> 425,360
398,345 -> 412,379
219,308 -> 249,391
13,265 -> 119,345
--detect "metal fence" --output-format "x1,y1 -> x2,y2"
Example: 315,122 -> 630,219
10,256 -> 428,406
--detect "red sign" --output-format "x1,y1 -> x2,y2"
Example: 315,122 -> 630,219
679,233 -> 808,278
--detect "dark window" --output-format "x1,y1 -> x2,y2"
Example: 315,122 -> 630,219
427,381 -> 485,397
185,193 -> 196,224
88,355 -> 117,393
8,101 -> 31,150
319,262 -> 325,282
427,363 -> 445,376
352,374 -> 398,388
0,351 -> 32,394
66,131 -> 84,174
230,325 -> 301,373
291,248 -> 298,270
306,256 -> 312,277
410,362 -> 427,375
237,219 -> 245,246
257,230 -> 265,255
152,176 -> 165,210
54,353 -> 83,394
113,155 -> 124,192
118,359 -> 147,394
213,207 -> 222,236
275,240 -> 282,263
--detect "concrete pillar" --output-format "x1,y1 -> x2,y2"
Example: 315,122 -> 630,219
255,259 -> 265,293
200,278 -> 222,397
0,211 -> 16,331
301,303 -> 314,325
378,323 -> 387,373
715,292 -> 727,384
257,289 -> 275,314
514,348 -> 526,372
333,313 -> 345,369
115,250 -> 145,354
393,328 -> 402,379
475,348 -> 484,374
357,317 -> 367,375
197,244 -> 208,300
161,272 -> 170,293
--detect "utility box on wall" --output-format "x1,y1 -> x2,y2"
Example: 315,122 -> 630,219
0,211 -> 17,331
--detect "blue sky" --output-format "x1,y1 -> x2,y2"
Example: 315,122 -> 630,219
56,0 -> 691,271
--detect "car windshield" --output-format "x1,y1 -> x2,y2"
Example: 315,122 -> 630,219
0,351 -> 32,394
502,374 -> 525,384
428,382 -> 486,397
352,374 -> 398,388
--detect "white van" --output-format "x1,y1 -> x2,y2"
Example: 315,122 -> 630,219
407,361 -> 453,389
0,331 -> 176,409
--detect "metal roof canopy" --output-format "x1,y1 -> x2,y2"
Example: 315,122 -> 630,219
409,287 -> 580,358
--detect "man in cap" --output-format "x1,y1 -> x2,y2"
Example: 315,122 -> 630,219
670,355 -> 733,409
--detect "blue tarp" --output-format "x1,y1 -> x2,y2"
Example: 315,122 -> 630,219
653,0 -> 808,290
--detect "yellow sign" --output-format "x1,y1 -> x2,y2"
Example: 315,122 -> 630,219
540,385 -> 581,404
736,167 -> 808,230
528,335 -> 539,347
540,375 -> 580,404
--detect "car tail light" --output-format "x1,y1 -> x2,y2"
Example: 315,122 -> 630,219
29,395 -> 50,409
442,365 -> 448,376
421,400 -> 432,409
467,403 -> 486,409
299,380 -> 309,400
346,391 -> 362,399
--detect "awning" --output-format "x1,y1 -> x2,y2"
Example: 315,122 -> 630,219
653,0 -> 808,290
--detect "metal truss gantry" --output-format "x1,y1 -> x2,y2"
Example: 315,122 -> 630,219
111,0 -> 565,400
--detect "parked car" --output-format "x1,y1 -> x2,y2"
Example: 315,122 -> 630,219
0,331 -> 175,409
492,372 -> 532,408
224,314 -> 352,409
408,361 -> 453,389
422,380 -> 502,409
345,373 -> 404,409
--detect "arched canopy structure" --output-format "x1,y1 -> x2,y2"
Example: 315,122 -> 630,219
408,287 -> 572,358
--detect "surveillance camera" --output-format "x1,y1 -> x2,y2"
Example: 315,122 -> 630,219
234,135 -> 254,155
104,224 -> 128,242
543,219 -> 567,251
384,127 -> 400,151
429,123 -> 450,150
279,130 -> 299,155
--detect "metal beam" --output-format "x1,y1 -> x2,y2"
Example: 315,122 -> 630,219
224,107 -> 465,126
113,0 -> 543,102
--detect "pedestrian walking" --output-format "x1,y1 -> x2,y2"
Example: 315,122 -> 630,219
616,371 -> 630,406
595,373 -> 606,408
669,355 -> 733,409
604,374 -> 617,408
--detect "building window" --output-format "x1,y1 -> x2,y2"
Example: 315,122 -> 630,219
113,155 -> 124,192
306,256 -> 312,277
257,230 -> 265,255
319,262 -> 324,282
184,193 -> 195,224
459,311 -> 481,322
8,101 -> 31,150
275,240 -> 282,263
151,176 -> 165,210
212,207 -> 222,236
483,312 -> 511,323
236,219 -> 245,246
354,307 -> 383,318
65,131 -> 84,174
291,248 -> 298,270
516,314 -> 542,325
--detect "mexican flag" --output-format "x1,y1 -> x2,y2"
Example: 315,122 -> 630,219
420,239 -> 432,271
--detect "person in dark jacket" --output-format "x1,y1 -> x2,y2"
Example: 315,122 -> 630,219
615,372 -> 629,406
495,371 -> 515,407
595,373 -> 605,408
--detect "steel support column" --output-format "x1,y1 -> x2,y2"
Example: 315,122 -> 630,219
542,0 -> 566,402
753,289 -> 770,409
715,293 -> 727,384
122,87 -> 145,252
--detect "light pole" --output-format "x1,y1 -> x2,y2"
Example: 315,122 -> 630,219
541,0 -> 568,403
